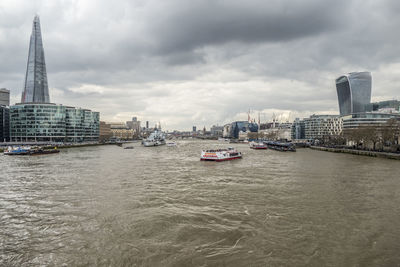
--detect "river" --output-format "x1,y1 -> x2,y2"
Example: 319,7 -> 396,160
1,140 -> 399,266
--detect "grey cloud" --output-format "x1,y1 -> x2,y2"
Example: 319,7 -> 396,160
146,0 -> 348,54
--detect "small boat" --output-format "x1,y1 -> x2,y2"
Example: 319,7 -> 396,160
167,142 -> 177,147
200,147 -> 242,162
124,146 -> 134,149
250,142 -> 267,149
3,146 -> 31,155
4,146 -> 60,155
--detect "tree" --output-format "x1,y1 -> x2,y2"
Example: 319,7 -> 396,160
363,126 -> 381,151
382,119 -> 399,145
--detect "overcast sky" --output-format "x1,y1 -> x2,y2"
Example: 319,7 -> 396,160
1,0 -> 400,130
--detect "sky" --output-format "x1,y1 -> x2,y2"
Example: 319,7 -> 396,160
1,0 -> 400,130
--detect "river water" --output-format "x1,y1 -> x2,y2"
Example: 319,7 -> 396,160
1,140 -> 399,266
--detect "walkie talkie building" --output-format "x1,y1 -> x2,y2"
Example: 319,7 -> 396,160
21,15 -> 50,103
335,72 -> 372,116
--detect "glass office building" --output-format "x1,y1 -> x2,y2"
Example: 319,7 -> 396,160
65,107 -> 99,142
291,118 -> 306,140
0,106 -> 10,142
10,103 -> 66,142
336,72 -> 372,116
342,112 -> 400,130
10,103 -> 99,142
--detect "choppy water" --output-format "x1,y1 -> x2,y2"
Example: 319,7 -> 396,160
1,140 -> 400,266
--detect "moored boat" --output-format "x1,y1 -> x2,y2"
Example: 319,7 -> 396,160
200,147 -> 242,162
3,146 -> 31,155
29,147 -> 60,155
166,142 -> 177,147
4,146 -> 60,155
142,130 -> 166,147
265,141 -> 296,152
250,142 -> 267,149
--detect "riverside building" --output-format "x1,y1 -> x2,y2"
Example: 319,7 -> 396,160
0,105 -> 10,142
10,103 -> 99,142
0,88 -> 10,106
291,118 -> 306,140
0,88 -> 10,142
304,115 -> 342,140
9,16 -> 100,143
342,112 -> 400,131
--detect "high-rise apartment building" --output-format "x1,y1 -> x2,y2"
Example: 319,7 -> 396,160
336,72 -> 372,116
0,88 -> 10,106
21,16 -> 50,103
304,115 -> 342,140
0,106 -> 10,142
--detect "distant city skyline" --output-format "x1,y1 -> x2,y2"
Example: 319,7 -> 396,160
1,0 -> 400,130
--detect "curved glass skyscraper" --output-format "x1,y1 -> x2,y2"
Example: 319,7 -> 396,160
21,15 -> 50,103
335,72 -> 371,116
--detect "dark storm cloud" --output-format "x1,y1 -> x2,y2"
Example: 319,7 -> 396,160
146,0 -> 348,55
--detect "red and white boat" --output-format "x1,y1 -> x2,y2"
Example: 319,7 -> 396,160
200,147 -> 242,161
249,142 -> 267,149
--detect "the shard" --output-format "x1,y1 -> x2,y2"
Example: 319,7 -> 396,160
21,15 -> 50,103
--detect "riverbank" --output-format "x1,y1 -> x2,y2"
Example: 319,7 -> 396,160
0,141 -> 136,153
310,146 -> 400,160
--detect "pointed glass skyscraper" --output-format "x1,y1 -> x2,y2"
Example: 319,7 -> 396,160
21,15 -> 50,103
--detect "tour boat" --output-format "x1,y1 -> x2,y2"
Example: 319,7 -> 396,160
249,142 -> 268,149
200,147 -> 242,161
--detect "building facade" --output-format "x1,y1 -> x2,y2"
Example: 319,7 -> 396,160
65,107 -> 99,142
291,118 -> 306,140
210,125 -> 223,137
336,72 -> 372,116
21,16 -> 50,103
304,115 -> 342,140
365,100 -> 400,113
0,106 -> 10,142
108,122 -> 134,140
126,117 -> 141,137
223,121 -> 258,139
10,103 -> 99,142
0,88 -> 10,106
342,112 -> 400,130
99,121 -> 112,142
